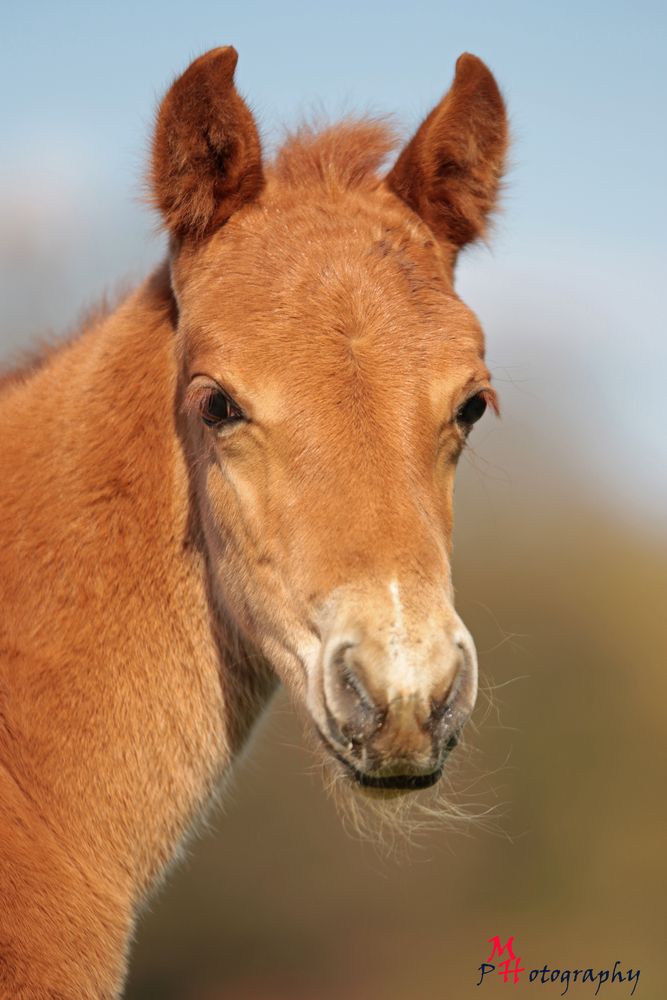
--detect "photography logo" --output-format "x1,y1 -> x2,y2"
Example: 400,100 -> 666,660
476,936 -> 640,996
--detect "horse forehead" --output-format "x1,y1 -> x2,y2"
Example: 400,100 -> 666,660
191,190 -> 450,304
186,291 -> 481,388
185,233 -> 481,369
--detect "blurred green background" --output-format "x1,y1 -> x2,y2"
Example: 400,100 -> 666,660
2,2 -> 665,997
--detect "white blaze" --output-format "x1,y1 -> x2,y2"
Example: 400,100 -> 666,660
387,578 -> 421,699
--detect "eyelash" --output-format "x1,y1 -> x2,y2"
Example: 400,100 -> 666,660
456,390 -> 489,428
199,387 -> 245,428
184,379 -> 247,430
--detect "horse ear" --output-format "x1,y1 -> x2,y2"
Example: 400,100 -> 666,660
150,47 -> 264,241
386,53 -> 508,255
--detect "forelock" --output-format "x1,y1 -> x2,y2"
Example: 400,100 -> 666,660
271,118 -> 400,191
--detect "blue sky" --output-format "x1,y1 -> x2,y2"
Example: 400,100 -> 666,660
1,1 -> 666,523
4,0 -> 665,252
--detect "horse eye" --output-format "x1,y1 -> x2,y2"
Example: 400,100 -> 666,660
200,389 -> 244,428
456,392 -> 487,427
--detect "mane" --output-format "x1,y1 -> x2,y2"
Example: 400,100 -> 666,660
272,117 -> 400,190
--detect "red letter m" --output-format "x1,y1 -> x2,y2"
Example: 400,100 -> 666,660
486,936 -> 516,963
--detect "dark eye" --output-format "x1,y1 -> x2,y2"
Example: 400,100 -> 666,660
456,391 -> 487,428
200,388 -> 245,428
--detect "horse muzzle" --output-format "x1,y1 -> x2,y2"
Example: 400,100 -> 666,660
308,581 -> 478,792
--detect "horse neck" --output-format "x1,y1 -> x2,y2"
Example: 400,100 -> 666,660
0,264 -> 275,906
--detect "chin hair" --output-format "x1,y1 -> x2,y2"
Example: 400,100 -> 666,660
313,735 -> 507,857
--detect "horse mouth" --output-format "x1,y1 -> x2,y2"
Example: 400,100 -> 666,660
344,762 -> 443,791
316,729 -> 444,792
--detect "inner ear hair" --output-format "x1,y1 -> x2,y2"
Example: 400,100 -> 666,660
149,46 -> 265,242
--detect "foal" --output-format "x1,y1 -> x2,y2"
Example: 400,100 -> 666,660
0,48 -> 507,996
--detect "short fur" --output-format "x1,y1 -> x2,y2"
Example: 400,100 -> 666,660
0,47 -> 507,996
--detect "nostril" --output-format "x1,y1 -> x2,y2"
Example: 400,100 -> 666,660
427,658 -> 464,733
324,641 -> 382,746
445,732 -> 459,752
428,690 -> 455,731
425,690 -> 464,757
